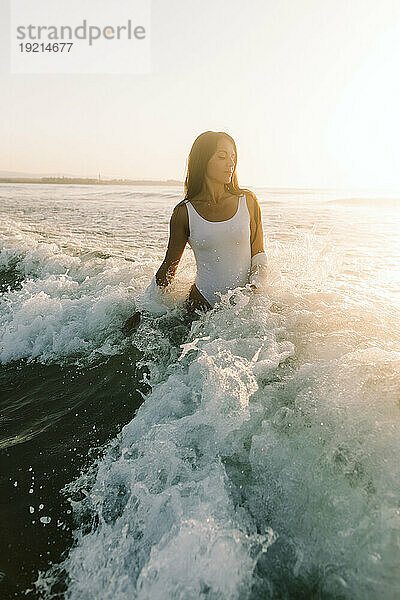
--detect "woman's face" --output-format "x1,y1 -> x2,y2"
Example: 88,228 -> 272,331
205,137 -> 236,185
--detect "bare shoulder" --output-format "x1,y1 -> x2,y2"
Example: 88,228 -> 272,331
171,200 -> 189,236
242,189 -> 260,219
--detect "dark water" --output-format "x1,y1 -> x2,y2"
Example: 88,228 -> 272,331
0,347 -> 151,596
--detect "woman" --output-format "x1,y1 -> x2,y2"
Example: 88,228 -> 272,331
122,131 -> 268,334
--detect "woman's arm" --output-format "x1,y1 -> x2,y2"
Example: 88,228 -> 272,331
122,203 -> 189,334
249,192 -> 265,257
248,192 -> 268,291
155,202 -> 189,287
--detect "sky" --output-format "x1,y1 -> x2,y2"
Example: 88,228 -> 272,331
1,0 -> 400,189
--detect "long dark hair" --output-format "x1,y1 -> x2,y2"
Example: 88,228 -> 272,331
183,131 -> 249,201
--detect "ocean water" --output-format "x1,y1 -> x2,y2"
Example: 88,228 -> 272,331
0,183 -> 399,599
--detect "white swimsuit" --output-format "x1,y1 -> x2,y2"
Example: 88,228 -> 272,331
185,193 -> 252,307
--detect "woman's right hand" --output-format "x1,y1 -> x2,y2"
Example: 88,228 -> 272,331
249,283 -> 262,294
121,311 -> 141,335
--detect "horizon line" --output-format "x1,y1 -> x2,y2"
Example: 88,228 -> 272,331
1,175 -> 400,194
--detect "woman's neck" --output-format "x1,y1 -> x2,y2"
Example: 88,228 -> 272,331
200,181 -> 229,205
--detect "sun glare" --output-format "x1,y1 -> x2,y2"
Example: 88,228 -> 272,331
326,22 -> 400,191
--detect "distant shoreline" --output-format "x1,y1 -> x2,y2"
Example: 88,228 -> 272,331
1,178 -> 397,196
0,177 -> 183,186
